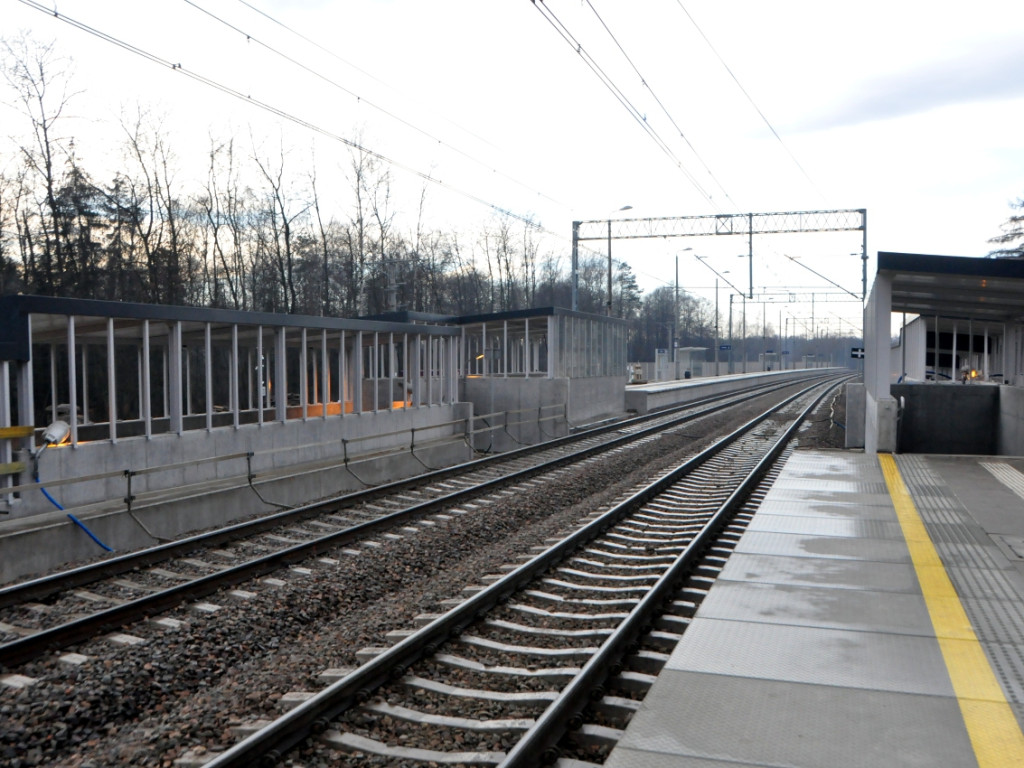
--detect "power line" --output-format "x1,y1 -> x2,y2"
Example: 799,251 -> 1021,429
15,0 -> 557,233
14,0 -> 634,275
181,0 -> 567,212
582,0 -> 739,211
673,0 -> 827,204
531,0 -> 717,208
236,0 -> 498,151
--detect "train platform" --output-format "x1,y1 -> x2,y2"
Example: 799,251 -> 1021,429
605,448 -> 1024,768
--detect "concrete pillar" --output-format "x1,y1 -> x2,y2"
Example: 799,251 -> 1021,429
412,334 -> 421,407
449,334 -> 456,401
107,318 -> 117,442
17,319 -> 34,435
385,333 -> 393,411
169,321 -> 183,435
372,333 -> 379,412
321,329 -> 329,420
275,327 -> 287,422
66,316 -> 78,445
257,326 -> 265,425
339,330 -> 347,415
185,344 -> 192,416
231,324 -> 240,428
353,331 -> 363,414
161,344 -> 168,418
547,315 -> 556,379
81,344 -> 90,424
1,361 -> 11,491
49,344 -> 57,429
143,320 -> 152,439
300,328 -> 308,420
205,323 -> 213,431
865,273 -> 896,453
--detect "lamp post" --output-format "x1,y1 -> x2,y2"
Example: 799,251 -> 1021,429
607,205 -> 632,316
742,294 -> 747,374
674,248 -> 691,362
728,294 -> 734,375
714,278 -> 719,376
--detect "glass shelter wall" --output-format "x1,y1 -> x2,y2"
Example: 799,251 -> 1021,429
0,296 -> 460,450
459,309 -> 625,381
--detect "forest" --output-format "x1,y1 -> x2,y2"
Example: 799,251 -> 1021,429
0,36 -> 860,366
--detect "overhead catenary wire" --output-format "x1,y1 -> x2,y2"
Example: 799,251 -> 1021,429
14,0 -> 550,232
235,0 -> 504,153
530,0 -> 718,209
182,0 -> 567,212
15,0 -> 630,271
673,0 -> 827,204
581,0 -> 740,212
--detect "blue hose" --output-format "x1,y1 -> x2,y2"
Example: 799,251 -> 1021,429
36,472 -> 113,552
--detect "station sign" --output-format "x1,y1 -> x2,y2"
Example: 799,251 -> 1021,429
719,344 -> 731,351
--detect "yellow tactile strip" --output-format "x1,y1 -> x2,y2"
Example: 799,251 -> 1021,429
880,454 -> 1024,767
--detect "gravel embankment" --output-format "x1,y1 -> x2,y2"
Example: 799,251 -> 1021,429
1,384 -> 844,768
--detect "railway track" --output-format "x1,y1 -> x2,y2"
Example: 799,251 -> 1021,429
0,373 -> 837,669
198,376 -> 842,767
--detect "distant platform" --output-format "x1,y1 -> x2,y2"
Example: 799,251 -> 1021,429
625,368 -> 843,414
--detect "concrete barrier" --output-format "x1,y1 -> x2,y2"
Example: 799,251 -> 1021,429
624,369 -> 843,415
0,426 -> 472,583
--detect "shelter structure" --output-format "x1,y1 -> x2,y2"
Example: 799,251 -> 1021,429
861,252 -> 1024,453
0,297 -> 627,520
0,295 -> 468,518
377,307 -> 628,451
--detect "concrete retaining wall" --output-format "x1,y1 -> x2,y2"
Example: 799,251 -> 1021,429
625,369 -> 838,415
4,404 -> 472,519
0,414 -> 472,582
998,385 -> 1024,456
844,383 -> 866,449
892,383 -> 998,454
461,375 -> 624,452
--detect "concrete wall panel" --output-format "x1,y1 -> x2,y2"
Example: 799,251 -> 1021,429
998,385 -> 1024,456
892,383 -> 998,454
9,404 -> 471,518
625,369 -> 829,416
0,432 -> 471,582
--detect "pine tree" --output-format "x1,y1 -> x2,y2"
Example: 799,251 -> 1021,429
988,196 -> 1024,258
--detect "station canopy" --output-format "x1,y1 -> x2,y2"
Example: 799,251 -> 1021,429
879,251 -> 1024,323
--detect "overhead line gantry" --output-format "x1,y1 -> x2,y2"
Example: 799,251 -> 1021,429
571,208 -> 868,309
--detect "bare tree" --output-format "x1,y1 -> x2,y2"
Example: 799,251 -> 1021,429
345,145 -> 372,315
198,135 -> 252,309
2,35 -> 80,294
253,138 -> 307,313
116,105 -> 188,304
0,168 -> 25,294
309,161 -> 336,316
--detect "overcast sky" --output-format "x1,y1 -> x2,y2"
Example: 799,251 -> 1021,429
3,0 -> 1023,335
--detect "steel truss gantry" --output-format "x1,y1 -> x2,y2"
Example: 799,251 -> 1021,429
571,208 -> 868,309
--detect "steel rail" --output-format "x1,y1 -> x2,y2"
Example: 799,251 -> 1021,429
500,379 -> 838,766
0,371 -> 831,609
201,376 -> 839,768
0,374 -> 843,667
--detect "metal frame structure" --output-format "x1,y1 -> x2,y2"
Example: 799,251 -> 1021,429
0,295 -> 463,449
571,208 -> 868,309
0,298 -> 629,514
864,252 -> 1024,453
